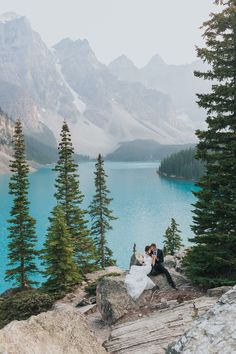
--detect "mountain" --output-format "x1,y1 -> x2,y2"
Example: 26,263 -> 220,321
0,12 -> 197,162
106,140 -> 195,162
0,108 -> 14,173
53,38 -> 196,152
109,54 -> 210,125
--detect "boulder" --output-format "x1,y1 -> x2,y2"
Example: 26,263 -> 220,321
150,268 -> 189,290
0,304 -> 106,354
96,275 -> 136,325
207,286 -> 232,297
85,266 -> 124,283
129,252 -> 144,267
167,285 -> 236,354
96,269 -> 190,324
164,255 -> 176,269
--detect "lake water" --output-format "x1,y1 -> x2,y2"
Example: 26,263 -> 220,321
0,162 -> 197,293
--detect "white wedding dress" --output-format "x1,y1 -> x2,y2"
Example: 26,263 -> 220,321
125,254 -> 155,300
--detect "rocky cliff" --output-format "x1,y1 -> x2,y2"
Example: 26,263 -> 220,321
0,12 -> 198,161
0,109 -> 14,173
109,54 -> 210,126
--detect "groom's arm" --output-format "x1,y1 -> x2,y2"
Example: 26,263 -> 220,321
158,250 -> 164,263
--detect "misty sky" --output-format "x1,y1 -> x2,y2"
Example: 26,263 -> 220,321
1,0 -> 217,67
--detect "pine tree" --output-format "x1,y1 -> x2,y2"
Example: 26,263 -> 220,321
89,154 -> 117,269
42,205 -> 80,293
163,218 -> 183,256
54,121 -> 96,274
6,120 -> 39,289
184,0 -> 236,287
73,208 -> 97,274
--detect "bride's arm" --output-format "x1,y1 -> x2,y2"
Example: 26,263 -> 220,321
152,255 -> 157,266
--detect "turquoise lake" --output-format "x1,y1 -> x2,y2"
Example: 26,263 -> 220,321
0,162 -> 197,293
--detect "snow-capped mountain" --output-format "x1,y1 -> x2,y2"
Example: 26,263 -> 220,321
0,12 -> 197,159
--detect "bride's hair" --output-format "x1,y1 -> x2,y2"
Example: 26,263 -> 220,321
145,245 -> 150,253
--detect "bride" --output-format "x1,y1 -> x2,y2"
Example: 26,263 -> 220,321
125,245 -> 155,300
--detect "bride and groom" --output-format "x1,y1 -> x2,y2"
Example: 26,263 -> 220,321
125,243 -> 176,300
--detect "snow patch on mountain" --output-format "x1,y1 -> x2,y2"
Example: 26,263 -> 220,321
55,60 -> 86,114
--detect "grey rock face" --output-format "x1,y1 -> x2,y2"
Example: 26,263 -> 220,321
0,110 -> 13,148
164,255 -> 177,269
207,286 -> 233,298
168,286 -> 236,354
109,53 -> 210,126
0,12 -> 197,160
0,110 -> 14,172
53,38 -> 196,147
96,275 -> 136,325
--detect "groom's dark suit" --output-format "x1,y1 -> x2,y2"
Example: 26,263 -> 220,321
150,248 -> 176,289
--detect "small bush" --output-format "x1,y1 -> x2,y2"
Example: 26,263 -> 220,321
0,289 -> 54,329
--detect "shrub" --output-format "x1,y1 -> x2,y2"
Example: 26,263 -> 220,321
0,289 -> 54,329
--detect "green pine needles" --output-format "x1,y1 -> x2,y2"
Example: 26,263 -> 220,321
184,0 -> 236,287
42,205 -> 80,293
42,121 -> 96,292
5,120 -> 118,294
89,154 -> 117,269
6,120 -> 39,289
163,218 -> 183,256
53,121 -> 96,274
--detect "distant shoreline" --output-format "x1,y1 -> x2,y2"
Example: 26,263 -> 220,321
157,170 -> 197,182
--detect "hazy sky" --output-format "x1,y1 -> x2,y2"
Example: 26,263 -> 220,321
1,0 -> 217,67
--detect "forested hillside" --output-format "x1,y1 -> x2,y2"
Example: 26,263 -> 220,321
158,148 -> 205,180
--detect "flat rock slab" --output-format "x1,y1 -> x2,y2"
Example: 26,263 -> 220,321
104,296 -> 217,354
77,304 -> 97,315
86,267 -> 125,283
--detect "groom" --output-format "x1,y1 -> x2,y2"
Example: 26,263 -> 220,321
149,243 -> 177,289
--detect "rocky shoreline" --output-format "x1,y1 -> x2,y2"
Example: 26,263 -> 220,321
157,170 -> 196,182
0,260 -> 235,354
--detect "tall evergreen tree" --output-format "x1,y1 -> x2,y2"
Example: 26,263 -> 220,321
6,120 -> 39,289
89,154 -> 117,269
163,218 -> 183,256
54,121 -> 96,274
42,205 -> 80,293
184,0 -> 236,287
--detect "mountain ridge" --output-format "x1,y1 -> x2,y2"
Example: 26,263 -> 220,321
0,12 -> 199,161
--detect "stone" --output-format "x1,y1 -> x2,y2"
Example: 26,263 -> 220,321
164,255 -> 176,268
104,296 -> 217,353
96,269 -> 190,324
96,275 -> 136,325
77,304 -> 97,315
207,286 -> 232,298
129,252 -> 144,267
85,266 -> 124,283
76,298 -> 90,307
0,304 -> 106,354
168,285 -> 236,354
149,268 -> 190,290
